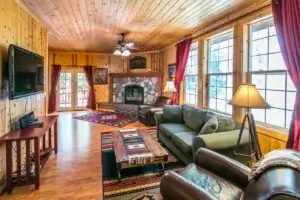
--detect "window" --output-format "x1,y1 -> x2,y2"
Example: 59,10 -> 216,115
184,43 -> 198,105
208,30 -> 234,114
249,16 -> 296,128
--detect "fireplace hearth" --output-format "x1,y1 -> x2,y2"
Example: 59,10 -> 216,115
124,85 -> 144,104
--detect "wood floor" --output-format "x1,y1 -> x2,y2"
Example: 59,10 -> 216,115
1,111 -> 147,200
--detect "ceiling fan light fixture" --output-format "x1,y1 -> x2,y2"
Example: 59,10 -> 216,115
113,49 -> 121,55
122,49 -> 131,56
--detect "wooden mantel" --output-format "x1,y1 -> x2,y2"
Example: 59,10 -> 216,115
109,72 -> 163,77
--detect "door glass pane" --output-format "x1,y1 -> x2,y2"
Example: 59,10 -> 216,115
59,73 -> 72,108
77,73 -> 89,107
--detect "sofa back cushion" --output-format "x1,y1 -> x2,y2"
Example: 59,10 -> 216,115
182,104 -> 194,122
185,107 -> 207,133
162,105 -> 183,123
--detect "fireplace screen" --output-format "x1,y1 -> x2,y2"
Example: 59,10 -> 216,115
124,85 -> 144,104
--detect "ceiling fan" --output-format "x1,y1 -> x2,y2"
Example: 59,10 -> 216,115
113,33 -> 143,56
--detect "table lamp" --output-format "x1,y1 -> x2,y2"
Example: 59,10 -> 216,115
163,80 -> 177,94
228,84 -> 271,161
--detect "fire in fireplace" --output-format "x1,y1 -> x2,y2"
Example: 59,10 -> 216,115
124,85 -> 144,104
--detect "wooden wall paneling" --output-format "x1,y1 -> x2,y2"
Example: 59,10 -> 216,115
197,38 -> 205,109
0,0 -> 48,190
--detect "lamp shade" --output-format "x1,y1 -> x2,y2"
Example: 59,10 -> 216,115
228,84 -> 270,109
121,50 -> 131,56
163,81 -> 177,92
113,50 -> 121,55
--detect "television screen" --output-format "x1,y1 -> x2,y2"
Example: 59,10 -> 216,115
8,45 -> 44,99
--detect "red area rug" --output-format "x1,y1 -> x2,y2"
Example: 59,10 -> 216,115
101,128 -> 184,200
74,111 -> 138,127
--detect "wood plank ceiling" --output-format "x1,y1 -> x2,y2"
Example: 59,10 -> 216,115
21,0 -> 268,53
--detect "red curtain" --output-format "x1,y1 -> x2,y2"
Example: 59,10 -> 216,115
83,66 -> 96,110
171,38 -> 193,104
272,0 -> 300,151
48,65 -> 61,113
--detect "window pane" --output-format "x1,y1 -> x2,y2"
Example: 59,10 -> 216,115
286,111 -> 293,129
219,61 -> 228,73
209,76 -> 217,87
227,105 -> 232,114
268,53 -> 286,70
229,47 -> 233,59
210,51 -> 219,62
209,98 -> 217,110
226,89 -> 232,100
219,48 -> 229,60
227,75 -> 232,87
266,91 -> 285,109
217,87 -> 226,99
252,28 -> 268,40
251,55 -> 268,71
209,62 -> 219,73
252,109 -> 265,122
191,55 -> 198,66
209,87 -> 217,98
287,76 -> 296,91
269,25 -> 276,36
228,60 -> 233,72
266,108 -> 285,127
286,92 -> 296,110
252,38 -> 268,56
266,74 -> 285,90
217,76 -> 226,87
252,74 -> 265,89
217,99 -> 226,112
269,36 -> 281,53
258,89 -> 266,99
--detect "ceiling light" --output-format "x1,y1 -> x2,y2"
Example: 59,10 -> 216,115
121,50 -> 131,56
113,50 -> 121,55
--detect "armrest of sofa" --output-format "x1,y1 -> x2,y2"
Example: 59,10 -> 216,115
138,105 -> 154,110
154,111 -> 163,137
149,107 -> 163,113
195,148 -> 250,189
160,171 -> 216,200
193,129 -> 249,154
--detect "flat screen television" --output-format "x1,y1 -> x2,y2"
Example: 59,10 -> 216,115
8,44 -> 44,99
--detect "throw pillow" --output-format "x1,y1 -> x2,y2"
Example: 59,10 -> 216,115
216,115 -> 236,132
162,105 -> 183,123
185,108 -> 207,133
199,115 -> 218,135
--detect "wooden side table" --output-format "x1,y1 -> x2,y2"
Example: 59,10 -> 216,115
0,115 -> 58,194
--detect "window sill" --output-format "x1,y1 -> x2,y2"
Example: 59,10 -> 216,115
255,122 -> 288,142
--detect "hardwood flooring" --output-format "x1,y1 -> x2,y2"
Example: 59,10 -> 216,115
1,111 -> 147,200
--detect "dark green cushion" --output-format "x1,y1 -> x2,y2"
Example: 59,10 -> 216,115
185,108 -> 207,132
172,131 -> 197,156
199,115 -> 218,135
216,115 -> 236,132
159,123 -> 191,139
162,105 -> 183,123
182,104 -> 194,122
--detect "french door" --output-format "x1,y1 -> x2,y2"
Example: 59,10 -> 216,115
58,69 -> 89,111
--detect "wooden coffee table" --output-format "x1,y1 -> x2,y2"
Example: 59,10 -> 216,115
112,129 -> 169,181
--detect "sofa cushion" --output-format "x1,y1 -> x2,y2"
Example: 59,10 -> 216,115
162,105 -> 183,123
159,123 -> 191,139
215,115 -> 236,132
185,108 -> 207,132
182,104 -> 194,122
199,115 -> 218,135
172,131 -> 197,156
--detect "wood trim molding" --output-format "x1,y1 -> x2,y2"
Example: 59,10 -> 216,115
109,72 -> 163,77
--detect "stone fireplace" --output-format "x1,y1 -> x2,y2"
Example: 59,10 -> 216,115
124,85 -> 144,104
109,72 -> 163,105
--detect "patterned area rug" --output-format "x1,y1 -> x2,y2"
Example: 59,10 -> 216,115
101,128 -> 184,200
74,111 -> 138,127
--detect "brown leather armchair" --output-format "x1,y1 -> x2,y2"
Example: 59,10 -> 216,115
138,96 -> 171,126
160,148 -> 300,200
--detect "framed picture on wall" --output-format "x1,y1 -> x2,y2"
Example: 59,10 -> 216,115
168,63 -> 176,80
93,68 -> 108,85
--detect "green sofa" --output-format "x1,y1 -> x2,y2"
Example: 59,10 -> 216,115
154,104 -> 250,165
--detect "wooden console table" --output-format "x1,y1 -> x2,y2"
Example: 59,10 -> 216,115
0,115 -> 58,194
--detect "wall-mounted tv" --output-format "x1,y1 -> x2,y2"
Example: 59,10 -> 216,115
8,44 -> 44,100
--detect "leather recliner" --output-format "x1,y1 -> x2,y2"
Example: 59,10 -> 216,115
138,96 -> 171,126
160,148 -> 300,200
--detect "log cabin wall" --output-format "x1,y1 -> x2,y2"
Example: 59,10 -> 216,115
0,0 -> 48,190
160,3 -> 288,155
49,51 -> 162,103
